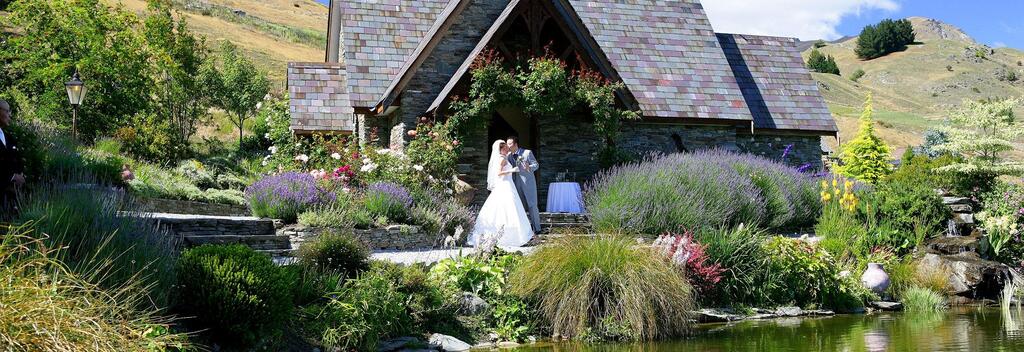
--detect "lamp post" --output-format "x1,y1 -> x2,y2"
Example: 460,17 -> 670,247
65,71 -> 87,139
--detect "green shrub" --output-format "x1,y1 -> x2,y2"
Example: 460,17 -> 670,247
859,179 -> 949,254
16,184 -> 177,307
902,286 -> 946,312
978,182 -> 1024,263
284,264 -> 344,306
509,235 -> 693,341
816,202 -> 870,260
856,18 -> 915,59
807,48 -> 840,75
850,68 -> 866,82
490,294 -> 535,342
174,244 -> 294,348
297,231 -> 370,278
309,265 -> 415,351
299,202 -> 354,228
762,236 -> 843,307
0,226 -> 190,351
370,261 -> 456,334
429,251 -> 519,299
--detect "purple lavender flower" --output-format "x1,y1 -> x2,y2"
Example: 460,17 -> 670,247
364,182 -> 414,222
245,172 -> 335,222
781,144 -> 794,162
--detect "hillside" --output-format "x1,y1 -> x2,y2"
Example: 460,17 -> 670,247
804,17 -> 1024,154
107,0 -> 328,87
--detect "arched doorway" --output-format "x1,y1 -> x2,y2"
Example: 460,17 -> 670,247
487,107 -> 537,150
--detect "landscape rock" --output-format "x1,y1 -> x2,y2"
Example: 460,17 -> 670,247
924,235 -> 980,255
943,196 -> 971,205
695,308 -> 744,322
953,213 -> 975,225
775,306 -> 803,317
378,336 -> 420,352
918,252 -> 1010,299
458,292 -> 490,316
869,301 -> 904,311
428,334 -> 472,352
949,204 -> 973,213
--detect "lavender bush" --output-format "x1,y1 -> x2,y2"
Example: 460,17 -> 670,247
363,182 -> 414,223
246,172 -> 335,223
585,150 -> 820,234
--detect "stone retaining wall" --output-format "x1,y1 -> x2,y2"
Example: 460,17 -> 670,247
280,224 -> 441,251
135,198 -> 250,217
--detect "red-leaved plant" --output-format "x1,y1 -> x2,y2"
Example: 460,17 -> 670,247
652,230 -> 724,294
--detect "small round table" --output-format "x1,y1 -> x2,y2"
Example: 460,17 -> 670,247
546,182 -> 584,214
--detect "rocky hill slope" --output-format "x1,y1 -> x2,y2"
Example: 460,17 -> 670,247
804,17 -> 1024,153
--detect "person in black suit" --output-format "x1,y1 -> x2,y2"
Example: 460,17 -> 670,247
0,99 -> 26,218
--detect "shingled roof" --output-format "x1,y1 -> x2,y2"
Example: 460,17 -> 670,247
716,33 -> 837,132
296,0 -> 837,135
337,0 -> 450,107
288,62 -> 355,133
567,0 -> 752,121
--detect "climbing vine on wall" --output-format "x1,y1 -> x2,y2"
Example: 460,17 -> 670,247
446,50 -> 639,166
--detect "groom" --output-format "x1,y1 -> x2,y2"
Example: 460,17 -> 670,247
507,136 -> 541,233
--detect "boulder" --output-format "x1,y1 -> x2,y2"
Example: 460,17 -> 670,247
453,178 -> 475,206
918,252 -> 1011,299
428,334 -> 472,352
943,196 -> 971,205
949,203 -> 973,213
457,292 -> 489,316
378,336 -> 420,352
869,301 -> 904,311
775,306 -> 803,317
953,213 -> 975,225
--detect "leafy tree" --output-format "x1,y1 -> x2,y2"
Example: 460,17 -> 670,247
806,49 -> 840,75
934,98 -> 1024,176
0,0 -> 153,140
145,0 -> 214,152
856,19 -> 915,60
837,94 -> 892,183
206,41 -> 270,149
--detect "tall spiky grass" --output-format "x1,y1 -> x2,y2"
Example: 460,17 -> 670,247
508,235 -> 694,341
15,180 -> 178,307
902,286 -> 947,312
0,225 -> 189,351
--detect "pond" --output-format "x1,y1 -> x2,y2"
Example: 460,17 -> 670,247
511,308 -> 1024,351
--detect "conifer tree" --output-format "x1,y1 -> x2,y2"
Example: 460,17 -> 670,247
807,49 -> 840,75
837,93 -> 892,183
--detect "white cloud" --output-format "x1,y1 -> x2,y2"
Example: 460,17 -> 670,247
701,0 -> 901,41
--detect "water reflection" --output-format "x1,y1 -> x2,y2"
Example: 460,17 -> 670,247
512,308 -> 1024,352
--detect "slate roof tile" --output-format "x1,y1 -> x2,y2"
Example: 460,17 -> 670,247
716,33 -> 838,132
287,63 -> 356,132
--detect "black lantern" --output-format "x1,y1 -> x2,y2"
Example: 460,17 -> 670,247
65,71 -> 87,138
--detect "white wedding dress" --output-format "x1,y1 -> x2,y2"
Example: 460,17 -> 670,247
468,141 -> 535,248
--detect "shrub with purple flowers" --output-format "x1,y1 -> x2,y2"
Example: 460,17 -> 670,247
586,150 -> 820,234
246,172 -> 335,222
363,182 -> 414,224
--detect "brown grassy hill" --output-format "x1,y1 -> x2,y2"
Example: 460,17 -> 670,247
805,17 -> 1024,154
107,0 -> 328,88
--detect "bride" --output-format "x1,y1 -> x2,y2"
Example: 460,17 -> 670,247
468,140 -> 534,248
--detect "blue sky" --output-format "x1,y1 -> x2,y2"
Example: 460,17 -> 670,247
316,1 -> 1023,49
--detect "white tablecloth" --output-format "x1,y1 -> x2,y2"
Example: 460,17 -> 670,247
546,182 -> 584,214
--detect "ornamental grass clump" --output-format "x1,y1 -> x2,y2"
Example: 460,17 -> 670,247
0,225 -> 189,351
246,171 -> 335,222
509,235 -> 694,341
586,150 -> 819,234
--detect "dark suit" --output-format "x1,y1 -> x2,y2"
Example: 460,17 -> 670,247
0,128 -> 24,217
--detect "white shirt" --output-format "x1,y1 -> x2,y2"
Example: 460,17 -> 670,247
0,127 -> 6,147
